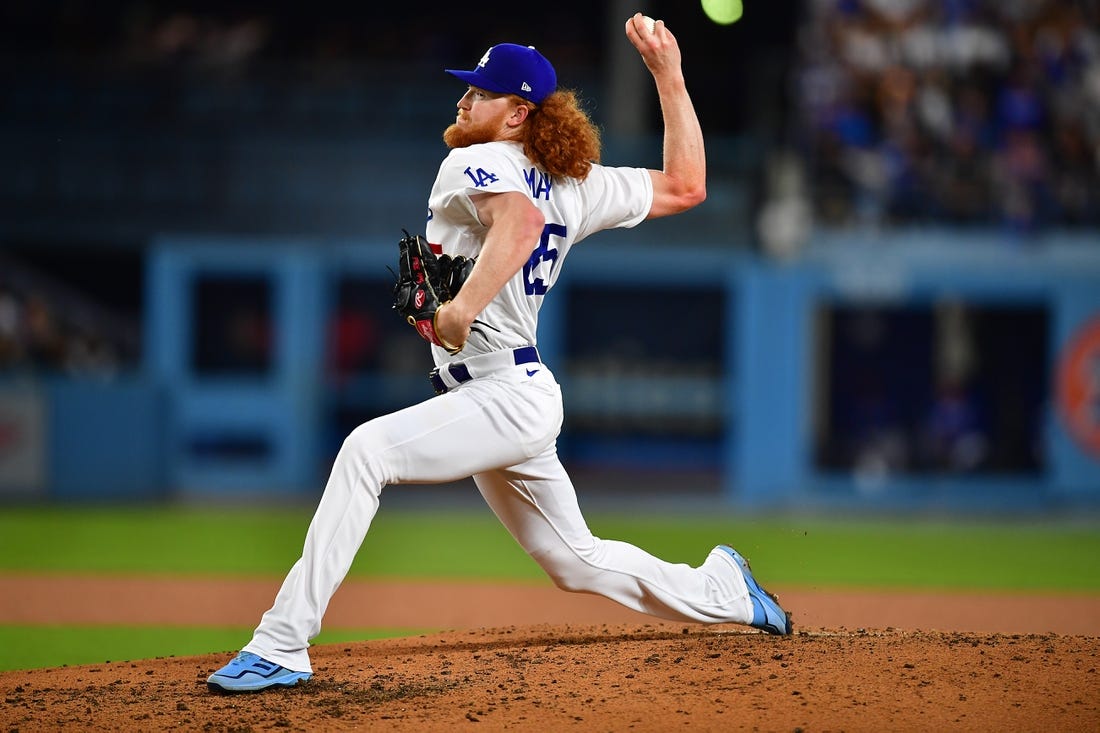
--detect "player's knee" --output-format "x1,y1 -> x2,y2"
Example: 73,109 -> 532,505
544,565 -> 585,593
536,549 -> 599,594
333,422 -> 390,483
342,421 -> 388,455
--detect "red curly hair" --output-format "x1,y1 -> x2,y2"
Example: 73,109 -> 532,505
514,89 -> 602,181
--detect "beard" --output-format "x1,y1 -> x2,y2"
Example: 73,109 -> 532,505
443,116 -> 500,149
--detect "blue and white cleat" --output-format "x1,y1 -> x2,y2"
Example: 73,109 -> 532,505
717,545 -> 792,635
207,651 -> 312,693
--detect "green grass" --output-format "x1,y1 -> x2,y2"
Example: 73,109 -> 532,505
0,504 -> 1097,672
2,505 -> 1097,591
0,625 -> 421,672
586,515 -> 1100,592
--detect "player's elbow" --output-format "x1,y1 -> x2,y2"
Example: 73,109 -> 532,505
648,169 -> 707,218
513,206 -> 546,255
678,174 -> 707,209
681,183 -> 707,211
522,205 -> 546,237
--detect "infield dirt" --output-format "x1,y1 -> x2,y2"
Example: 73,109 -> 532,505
1,576 -> 1098,731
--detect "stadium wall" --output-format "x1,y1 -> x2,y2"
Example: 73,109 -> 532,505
4,229 -> 1097,512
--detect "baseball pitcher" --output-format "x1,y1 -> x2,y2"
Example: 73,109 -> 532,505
208,12 -> 791,693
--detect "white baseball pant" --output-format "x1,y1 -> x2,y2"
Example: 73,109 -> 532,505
243,360 -> 752,673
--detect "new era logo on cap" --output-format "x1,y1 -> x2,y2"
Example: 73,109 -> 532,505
446,43 -> 557,104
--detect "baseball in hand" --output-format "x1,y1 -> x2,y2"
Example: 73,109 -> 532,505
641,15 -> 657,33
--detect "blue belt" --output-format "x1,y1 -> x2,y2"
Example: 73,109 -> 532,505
429,346 -> 541,395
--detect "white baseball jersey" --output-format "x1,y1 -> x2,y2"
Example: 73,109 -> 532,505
425,140 -> 652,359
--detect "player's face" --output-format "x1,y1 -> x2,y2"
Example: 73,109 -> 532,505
443,87 -> 520,148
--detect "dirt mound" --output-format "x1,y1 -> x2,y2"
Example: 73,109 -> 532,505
3,623 -> 1098,732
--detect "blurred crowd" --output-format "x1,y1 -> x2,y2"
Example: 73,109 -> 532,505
0,282 -> 129,379
796,0 -> 1100,233
0,2 -> 594,76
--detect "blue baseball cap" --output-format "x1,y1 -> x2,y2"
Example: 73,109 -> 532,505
446,43 -> 557,104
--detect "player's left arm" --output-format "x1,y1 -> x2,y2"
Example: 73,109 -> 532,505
433,191 -> 545,347
625,13 -> 707,219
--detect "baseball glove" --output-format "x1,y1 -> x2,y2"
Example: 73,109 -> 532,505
392,230 -> 474,355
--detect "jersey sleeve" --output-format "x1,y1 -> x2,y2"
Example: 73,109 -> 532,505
573,164 -> 653,242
